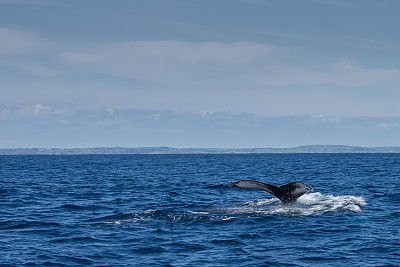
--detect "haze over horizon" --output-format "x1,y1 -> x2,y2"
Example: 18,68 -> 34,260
1,0 -> 400,148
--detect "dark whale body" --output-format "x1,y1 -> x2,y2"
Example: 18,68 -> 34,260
229,180 -> 313,204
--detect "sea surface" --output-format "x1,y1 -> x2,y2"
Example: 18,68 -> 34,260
1,154 -> 399,266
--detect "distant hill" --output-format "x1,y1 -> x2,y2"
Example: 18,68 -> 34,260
1,145 -> 400,155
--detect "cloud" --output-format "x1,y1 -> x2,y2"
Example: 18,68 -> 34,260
1,103 -> 51,118
313,0 -> 358,7
0,0 -> 50,4
61,41 -> 278,86
0,27 -> 58,75
61,40 -> 400,88
2,60 -> 59,75
0,103 -> 73,120
0,27 -> 44,56
254,58 -> 400,87
2,27 -> 400,117
2,26 -> 400,89
2,105 -> 400,148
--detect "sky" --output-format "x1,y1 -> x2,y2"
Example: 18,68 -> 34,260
1,0 -> 400,148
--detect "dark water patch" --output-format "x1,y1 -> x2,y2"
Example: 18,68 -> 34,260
0,220 -> 60,231
162,242 -> 209,252
390,211 -> 400,217
56,203 -> 106,211
58,255 -> 93,265
238,233 -> 262,239
299,255 -> 350,264
205,183 -> 230,189
50,236 -> 100,244
210,239 -> 245,245
58,204 -> 87,210
130,246 -> 168,254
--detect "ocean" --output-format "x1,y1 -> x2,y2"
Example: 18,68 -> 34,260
1,154 -> 399,266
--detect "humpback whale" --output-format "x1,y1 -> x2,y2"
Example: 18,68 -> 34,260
229,180 -> 313,204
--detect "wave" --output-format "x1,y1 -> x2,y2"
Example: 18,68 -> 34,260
97,209 -> 237,225
95,192 -> 366,225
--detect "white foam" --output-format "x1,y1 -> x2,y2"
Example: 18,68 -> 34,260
225,192 -> 366,216
101,193 -> 367,225
187,211 -> 210,215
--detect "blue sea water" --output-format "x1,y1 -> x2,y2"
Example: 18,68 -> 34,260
1,154 -> 399,266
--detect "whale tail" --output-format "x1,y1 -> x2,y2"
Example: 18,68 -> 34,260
229,180 -> 313,204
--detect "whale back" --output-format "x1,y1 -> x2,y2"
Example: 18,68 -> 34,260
275,181 -> 312,204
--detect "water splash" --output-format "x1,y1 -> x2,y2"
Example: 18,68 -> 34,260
98,192 -> 366,225
224,192 -> 367,216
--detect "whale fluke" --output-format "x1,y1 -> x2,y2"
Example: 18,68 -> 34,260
229,180 -> 313,204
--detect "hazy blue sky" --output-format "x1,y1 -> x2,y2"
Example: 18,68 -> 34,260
1,0 -> 400,148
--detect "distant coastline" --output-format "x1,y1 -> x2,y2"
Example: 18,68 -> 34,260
1,145 -> 400,155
